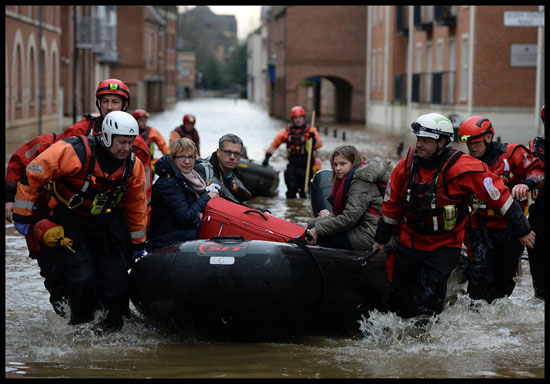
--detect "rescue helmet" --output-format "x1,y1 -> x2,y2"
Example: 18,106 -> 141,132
290,106 -> 306,118
132,109 -> 149,119
458,116 -> 494,143
95,79 -> 130,111
541,105 -> 545,124
411,113 -> 454,142
101,111 -> 138,148
183,114 -> 196,125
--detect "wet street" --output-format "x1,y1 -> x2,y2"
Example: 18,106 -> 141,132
5,98 -> 545,378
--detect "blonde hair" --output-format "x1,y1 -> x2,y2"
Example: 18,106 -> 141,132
170,137 -> 197,157
329,145 -> 365,184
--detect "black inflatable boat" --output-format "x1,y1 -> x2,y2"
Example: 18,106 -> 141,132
237,158 -> 279,197
129,236 -> 390,338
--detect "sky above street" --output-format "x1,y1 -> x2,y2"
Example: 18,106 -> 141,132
179,5 -> 263,41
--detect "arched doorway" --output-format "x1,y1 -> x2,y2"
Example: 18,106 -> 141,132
296,76 -> 352,123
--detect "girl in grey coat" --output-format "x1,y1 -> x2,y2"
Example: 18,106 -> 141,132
299,145 -> 394,251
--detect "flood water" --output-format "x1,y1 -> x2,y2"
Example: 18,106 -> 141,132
5,98 -> 545,378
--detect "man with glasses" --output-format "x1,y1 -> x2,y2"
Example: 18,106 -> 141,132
372,113 -> 535,324
196,133 -> 252,205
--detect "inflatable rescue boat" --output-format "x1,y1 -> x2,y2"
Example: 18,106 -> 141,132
129,236 -> 391,338
237,158 -> 279,197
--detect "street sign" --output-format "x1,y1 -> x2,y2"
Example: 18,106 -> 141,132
503,11 -> 544,27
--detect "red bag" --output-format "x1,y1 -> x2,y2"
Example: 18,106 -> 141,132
199,197 -> 306,243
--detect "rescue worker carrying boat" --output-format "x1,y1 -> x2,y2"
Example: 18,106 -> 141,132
262,106 -> 323,198
5,78 -> 151,315
459,115 -> 544,304
170,113 -> 201,156
372,113 -> 535,322
12,111 -> 147,332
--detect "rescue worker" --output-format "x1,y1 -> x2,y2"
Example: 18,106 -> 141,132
262,106 -> 323,198
195,133 -> 251,205
526,106 -> 545,299
458,115 -> 544,304
372,113 -> 535,322
5,78 -> 150,313
170,114 -> 201,156
132,109 -> 170,162
12,111 -> 147,332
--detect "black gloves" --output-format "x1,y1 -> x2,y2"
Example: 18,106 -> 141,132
262,152 -> 272,166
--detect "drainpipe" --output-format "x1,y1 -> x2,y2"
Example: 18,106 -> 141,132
467,6 -> 475,117
406,6 -> 413,125
72,6 -> 78,123
534,5 -> 544,136
383,6 -> 390,125
38,6 -> 43,135
365,6 -> 372,129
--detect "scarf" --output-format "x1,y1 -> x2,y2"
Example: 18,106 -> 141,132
327,161 -> 365,216
182,169 -> 206,195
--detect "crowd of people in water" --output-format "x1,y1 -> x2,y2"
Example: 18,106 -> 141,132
5,77 -> 545,333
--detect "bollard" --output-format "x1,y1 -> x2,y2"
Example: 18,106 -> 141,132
397,141 -> 404,157
333,128 -> 337,138
342,131 -> 346,141
324,126 -> 328,135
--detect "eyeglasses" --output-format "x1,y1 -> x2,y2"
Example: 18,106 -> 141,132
173,154 -> 195,161
220,149 -> 242,157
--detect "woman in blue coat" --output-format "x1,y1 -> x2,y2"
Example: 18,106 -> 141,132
147,138 -> 219,251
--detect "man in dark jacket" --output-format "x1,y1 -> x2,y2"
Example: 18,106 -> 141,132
196,133 -> 251,205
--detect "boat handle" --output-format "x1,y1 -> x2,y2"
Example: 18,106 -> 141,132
243,209 -> 268,221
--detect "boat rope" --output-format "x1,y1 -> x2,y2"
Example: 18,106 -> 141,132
289,239 -> 327,313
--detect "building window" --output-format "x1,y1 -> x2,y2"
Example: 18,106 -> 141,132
15,45 -> 22,104
30,47 -> 35,102
416,43 -> 422,72
448,38 -> 455,104
437,39 -> 443,71
460,36 -> 469,101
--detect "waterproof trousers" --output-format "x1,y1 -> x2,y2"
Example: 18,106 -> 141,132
284,159 -> 313,199
466,227 -> 524,303
50,205 -> 131,330
527,195 -> 545,299
388,242 -> 461,319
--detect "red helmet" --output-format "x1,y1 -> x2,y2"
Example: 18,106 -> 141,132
458,116 -> 495,143
132,109 -> 149,119
183,114 -> 196,125
541,105 -> 545,123
290,106 -> 306,118
95,79 -> 130,111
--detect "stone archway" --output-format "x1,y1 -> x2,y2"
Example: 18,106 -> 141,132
295,75 -> 353,123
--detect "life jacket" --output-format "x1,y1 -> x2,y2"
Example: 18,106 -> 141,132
139,126 -> 156,160
401,147 -> 469,235
51,135 -> 135,216
285,124 -> 311,156
174,125 -> 200,144
528,137 -> 545,164
471,142 -> 530,217
83,113 -> 102,136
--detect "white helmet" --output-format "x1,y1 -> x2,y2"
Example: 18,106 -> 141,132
411,113 -> 454,142
101,111 -> 138,148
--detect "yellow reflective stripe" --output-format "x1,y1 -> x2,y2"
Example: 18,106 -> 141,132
130,228 -> 147,239
14,199 -> 34,210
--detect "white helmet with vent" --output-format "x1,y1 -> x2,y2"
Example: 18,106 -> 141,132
101,111 -> 138,148
411,113 -> 454,142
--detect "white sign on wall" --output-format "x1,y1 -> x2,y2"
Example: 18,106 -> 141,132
510,44 -> 538,67
503,11 -> 544,27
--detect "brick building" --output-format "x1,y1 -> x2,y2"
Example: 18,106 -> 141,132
5,5 -> 63,156
111,5 -> 178,113
367,5 -> 544,144
264,6 -> 367,123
